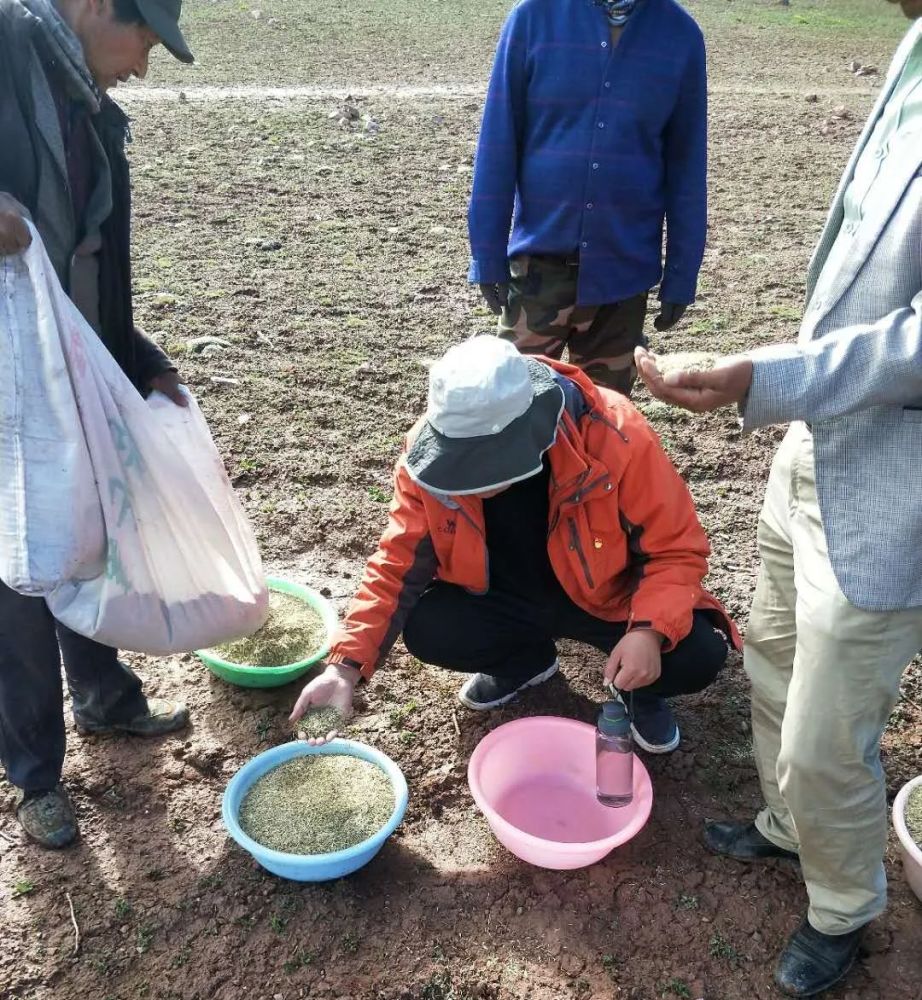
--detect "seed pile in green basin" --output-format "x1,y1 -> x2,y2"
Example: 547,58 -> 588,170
239,755 -> 394,854
294,706 -> 345,740
209,590 -> 326,667
906,785 -> 922,850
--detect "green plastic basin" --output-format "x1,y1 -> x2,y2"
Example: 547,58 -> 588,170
195,577 -> 338,688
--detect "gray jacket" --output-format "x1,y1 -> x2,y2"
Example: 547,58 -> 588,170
744,20 -> 922,612
0,0 -> 172,388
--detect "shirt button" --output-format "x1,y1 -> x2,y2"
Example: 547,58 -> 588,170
592,162 -> 599,169
598,122 -> 605,129
586,202 -> 593,209
601,40 -> 608,48
604,81 -> 611,88
581,241 -> 588,249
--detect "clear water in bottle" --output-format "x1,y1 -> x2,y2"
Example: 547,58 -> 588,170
596,700 -> 634,808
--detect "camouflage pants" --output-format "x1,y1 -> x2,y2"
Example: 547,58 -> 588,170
498,255 -> 648,396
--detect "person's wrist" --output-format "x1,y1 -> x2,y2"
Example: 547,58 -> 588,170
630,627 -> 666,647
328,661 -> 361,686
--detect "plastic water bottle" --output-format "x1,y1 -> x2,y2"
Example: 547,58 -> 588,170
596,700 -> 634,808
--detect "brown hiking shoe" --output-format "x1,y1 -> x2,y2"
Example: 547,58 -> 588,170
74,698 -> 189,737
17,786 -> 78,849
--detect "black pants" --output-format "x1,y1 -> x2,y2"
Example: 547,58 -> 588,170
0,581 -> 147,792
403,582 -> 728,698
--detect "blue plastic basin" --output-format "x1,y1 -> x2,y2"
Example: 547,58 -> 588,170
222,740 -> 409,881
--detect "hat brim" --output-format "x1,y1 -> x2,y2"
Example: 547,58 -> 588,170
405,358 -> 565,496
137,0 -> 195,64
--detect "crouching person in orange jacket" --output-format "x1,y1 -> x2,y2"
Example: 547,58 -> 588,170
291,336 -> 740,752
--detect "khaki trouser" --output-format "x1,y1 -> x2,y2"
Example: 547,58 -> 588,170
745,422 -> 922,935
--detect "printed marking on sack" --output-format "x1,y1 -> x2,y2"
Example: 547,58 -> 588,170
105,539 -> 131,591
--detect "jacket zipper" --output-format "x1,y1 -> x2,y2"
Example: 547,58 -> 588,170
455,503 -> 490,593
589,410 -> 629,443
565,472 -> 610,506
568,517 -> 595,589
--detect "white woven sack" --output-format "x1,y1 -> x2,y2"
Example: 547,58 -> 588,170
1,225 -> 268,653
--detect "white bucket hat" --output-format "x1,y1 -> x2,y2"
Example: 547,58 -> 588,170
405,337 -> 565,495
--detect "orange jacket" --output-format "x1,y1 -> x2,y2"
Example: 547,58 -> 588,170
328,361 -> 741,678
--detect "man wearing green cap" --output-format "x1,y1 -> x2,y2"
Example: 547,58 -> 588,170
0,0 -> 194,849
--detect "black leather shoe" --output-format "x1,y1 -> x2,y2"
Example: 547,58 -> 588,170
704,820 -> 800,862
775,918 -> 865,996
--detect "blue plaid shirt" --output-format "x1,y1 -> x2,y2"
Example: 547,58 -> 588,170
467,0 -> 708,307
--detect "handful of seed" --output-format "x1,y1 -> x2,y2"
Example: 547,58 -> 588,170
208,590 -> 327,667
906,785 -> 922,850
295,706 -> 345,741
653,351 -> 723,379
239,754 -> 394,854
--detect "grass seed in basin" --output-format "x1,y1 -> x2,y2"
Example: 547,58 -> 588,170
239,754 -> 394,855
209,589 -> 326,667
907,785 -> 922,850
196,579 -> 337,689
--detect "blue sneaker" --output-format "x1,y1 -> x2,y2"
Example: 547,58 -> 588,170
625,693 -> 680,754
458,659 -> 560,711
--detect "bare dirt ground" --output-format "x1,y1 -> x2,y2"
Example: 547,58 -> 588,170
2,2 -> 920,999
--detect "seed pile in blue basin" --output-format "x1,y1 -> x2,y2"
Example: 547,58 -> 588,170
239,754 -> 395,855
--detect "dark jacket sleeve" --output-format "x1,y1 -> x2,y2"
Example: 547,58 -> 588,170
133,327 -> 176,387
660,27 -> 708,306
467,5 -> 528,286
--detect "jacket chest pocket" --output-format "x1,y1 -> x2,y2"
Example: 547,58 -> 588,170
435,512 -> 487,591
566,499 -> 628,592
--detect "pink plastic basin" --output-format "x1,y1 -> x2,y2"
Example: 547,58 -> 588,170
468,716 -> 653,870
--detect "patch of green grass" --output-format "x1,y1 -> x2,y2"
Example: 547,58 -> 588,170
726,0 -> 896,34
367,485 -> 390,503
171,944 -> 192,968
12,880 -> 35,897
238,456 -> 264,475
389,699 -> 418,728
768,303 -> 802,321
198,873 -> 224,891
341,930 -> 360,954
601,952 -> 622,980
661,978 -> 692,999
282,949 -> 315,973
270,913 -> 289,934
114,898 -> 132,920
255,711 -> 273,745
709,931 -> 741,963
420,969 -> 475,1000
676,893 -> 699,910
89,952 -> 119,977
136,924 -> 155,954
